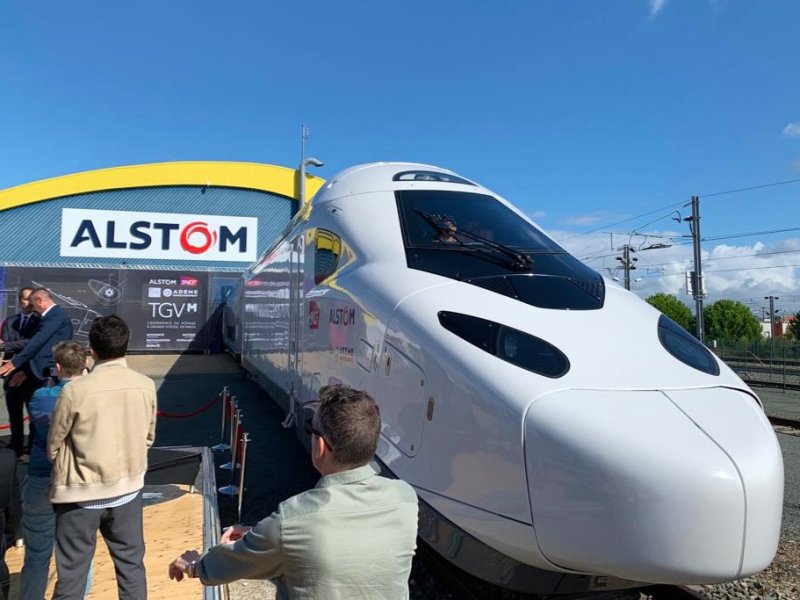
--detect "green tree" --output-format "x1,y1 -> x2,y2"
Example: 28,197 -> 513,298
646,293 -> 694,331
787,311 -> 800,340
703,299 -> 761,342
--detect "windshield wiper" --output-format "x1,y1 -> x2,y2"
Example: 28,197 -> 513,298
414,209 -> 533,271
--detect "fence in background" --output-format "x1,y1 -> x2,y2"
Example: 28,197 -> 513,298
714,337 -> 800,390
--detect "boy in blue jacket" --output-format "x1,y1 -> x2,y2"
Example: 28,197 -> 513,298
20,341 -> 90,600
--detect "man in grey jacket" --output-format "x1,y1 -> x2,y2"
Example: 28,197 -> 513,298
169,385 -> 419,599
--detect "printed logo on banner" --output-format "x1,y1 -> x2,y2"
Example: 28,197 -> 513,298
180,276 -> 199,287
309,301 -> 320,329
60,209 -> 258,262
148,302 -> 198,318
148,287 -> 162,298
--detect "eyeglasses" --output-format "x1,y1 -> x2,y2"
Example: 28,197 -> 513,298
304,417 -> 334,451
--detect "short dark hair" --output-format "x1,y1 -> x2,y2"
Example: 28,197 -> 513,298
89,315 -> 130,360
315,385 -> 380,467
18,287 -> 33,301
52,341 -> 87,377
31,287 -> 52,301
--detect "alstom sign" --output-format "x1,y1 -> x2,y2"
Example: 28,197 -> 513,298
60,209 -> 258,262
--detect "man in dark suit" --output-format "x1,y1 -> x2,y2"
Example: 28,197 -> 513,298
0,288 -> 40,456
0,288 -> 73,457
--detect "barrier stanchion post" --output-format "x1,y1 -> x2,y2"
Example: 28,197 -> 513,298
219,423 -> 244,496
234,424 -> 245,469
220,409 -> 241,472
237,432 -> 251,523
211,386 -> 231,452
218,395 -> 238,456
228,396 -> 238,441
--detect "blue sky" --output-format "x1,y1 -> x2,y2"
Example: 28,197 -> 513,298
2,1 -> 799,314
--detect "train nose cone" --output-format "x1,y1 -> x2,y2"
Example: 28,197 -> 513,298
524,388 -> 783,584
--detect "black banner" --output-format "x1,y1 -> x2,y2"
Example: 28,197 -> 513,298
2,267 -> 121,342
1,268 -> 237,353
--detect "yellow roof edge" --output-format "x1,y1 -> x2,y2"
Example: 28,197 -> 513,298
0,161 -> 326,212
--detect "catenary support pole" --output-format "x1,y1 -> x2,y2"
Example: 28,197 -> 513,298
687,196 -> 705,342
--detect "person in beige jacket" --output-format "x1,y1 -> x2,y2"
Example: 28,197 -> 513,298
48,315 -> 157,600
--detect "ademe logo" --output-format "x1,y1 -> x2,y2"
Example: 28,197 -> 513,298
60,209 -> 258,263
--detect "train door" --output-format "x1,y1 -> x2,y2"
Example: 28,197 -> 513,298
378,339 -> 428,457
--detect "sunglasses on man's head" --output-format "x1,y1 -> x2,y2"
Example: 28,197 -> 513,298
305,417 -> 333,451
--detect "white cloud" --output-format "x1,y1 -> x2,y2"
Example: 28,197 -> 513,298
648,0 -> 667,17
783,122 -> 800,138
648,1 -> 730,20
558,212 -> 616,227
557,230 -> 800,311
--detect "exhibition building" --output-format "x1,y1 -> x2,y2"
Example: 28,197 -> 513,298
0,161 -> 325,351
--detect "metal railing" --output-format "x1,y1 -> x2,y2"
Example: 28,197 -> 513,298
199,446 -> 229,600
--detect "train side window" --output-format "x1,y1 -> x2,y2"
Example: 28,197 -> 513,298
314,229 -> 341,284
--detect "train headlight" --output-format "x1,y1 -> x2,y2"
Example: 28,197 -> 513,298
657,315 -> 720,376
438,311 -> 570,378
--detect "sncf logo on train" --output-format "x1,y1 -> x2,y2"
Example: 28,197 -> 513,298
60,209 -> 258,262
309,301 -> 320,329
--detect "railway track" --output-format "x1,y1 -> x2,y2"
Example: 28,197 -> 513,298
743,379 -> 800,391
723,357 -> 800,368
769,415 -> 800,429
728,364 -> 800,378
722,356 -> 800,390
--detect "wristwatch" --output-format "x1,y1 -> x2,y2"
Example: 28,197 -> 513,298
187,559 -> 199,579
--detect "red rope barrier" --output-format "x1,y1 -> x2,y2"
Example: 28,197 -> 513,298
0,416 -> 28,431
157,393 -> 222,420
0,394 -> 223,428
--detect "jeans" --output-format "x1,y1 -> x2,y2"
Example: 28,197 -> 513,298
20,476 -> 92,600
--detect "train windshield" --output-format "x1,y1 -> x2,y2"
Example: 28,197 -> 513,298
396,190 -> 565,253
396,190 -> 605,310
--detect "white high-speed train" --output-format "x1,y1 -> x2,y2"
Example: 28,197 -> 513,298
238,162 -> 783,595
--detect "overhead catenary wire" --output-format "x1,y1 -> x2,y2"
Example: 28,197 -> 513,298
640,262 -> 800,278
626,248 -> 800,270
698,177 -> 800,199
579,232 -> 798,267
701,226 -> 800,242
555,199 -> 685,242
556,176 -> 800,243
